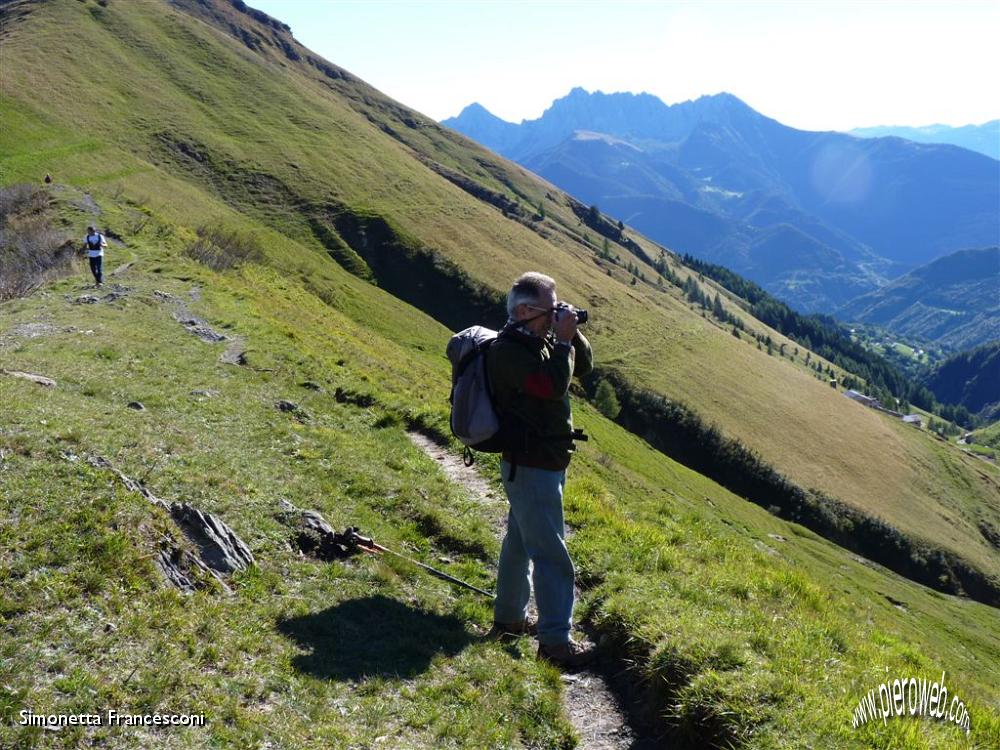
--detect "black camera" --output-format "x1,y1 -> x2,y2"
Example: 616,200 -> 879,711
556,301 -> 588,325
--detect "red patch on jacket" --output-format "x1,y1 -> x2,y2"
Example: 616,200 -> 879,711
523,372 -> 555,399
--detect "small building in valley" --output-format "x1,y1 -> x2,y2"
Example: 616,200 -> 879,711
844,390 -> 880,409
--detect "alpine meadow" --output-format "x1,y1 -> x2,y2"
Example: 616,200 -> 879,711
1,1 -> 998,749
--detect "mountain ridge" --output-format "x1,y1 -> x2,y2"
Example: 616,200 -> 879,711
837,246 -> 1000,351
447,88 -> 773,162
850,120 -> 1000,160
443,90 -> 999,314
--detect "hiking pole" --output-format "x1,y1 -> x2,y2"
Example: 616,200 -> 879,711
343,528 -> 495,599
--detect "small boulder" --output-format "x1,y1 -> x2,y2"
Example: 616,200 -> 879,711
170,502 -> 255,574
189,325 -> 227,343
101,289 -> 128,303
2,369 -> 57,388
220,344 -> 247,366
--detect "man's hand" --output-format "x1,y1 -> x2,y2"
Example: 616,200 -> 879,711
554,306 -> 577,344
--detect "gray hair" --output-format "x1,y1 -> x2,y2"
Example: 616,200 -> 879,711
507,272 -> 556,318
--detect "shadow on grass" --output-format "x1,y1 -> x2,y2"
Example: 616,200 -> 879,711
277,594 -> 475,680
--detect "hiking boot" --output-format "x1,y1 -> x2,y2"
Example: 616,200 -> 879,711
537,638 -> 597,669
485,618 -> 538,640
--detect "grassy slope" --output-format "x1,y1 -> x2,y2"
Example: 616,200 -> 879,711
1,183 -> 575,749
2,0 -> 998,580
1,1 -> 999,748
1,184 -> 998,749
973,422 -> 1000,451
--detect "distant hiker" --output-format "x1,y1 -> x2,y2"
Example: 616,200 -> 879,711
486,271 -> 595,668
83,225 -> 107,287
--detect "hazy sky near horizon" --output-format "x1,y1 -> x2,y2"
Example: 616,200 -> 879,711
250,1 -> 999,131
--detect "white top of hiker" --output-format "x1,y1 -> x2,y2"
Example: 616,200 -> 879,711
84,227 -> 107,258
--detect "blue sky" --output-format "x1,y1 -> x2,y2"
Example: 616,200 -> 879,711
249,1 -> 1000,131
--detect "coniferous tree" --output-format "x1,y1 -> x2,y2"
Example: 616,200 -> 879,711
594,379 -> 621,419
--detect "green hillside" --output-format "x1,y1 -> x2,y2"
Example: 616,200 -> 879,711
924,342 -> 1000,422
836,247 -> 1000,353
4,0 -> 997,590
3,183 -> 998,748
2,1 -> 999,748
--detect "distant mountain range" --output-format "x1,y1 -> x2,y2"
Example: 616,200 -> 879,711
443,89 -> 999,314
850,121 -> 1000,161
836,247 -> 1000,352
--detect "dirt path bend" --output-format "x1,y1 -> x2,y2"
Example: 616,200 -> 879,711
406,431 -> 652,750
406,432 -> 507,537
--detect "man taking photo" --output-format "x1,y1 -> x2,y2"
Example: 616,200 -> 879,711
486,271 -> 595,668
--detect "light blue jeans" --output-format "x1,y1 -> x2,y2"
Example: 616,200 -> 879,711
494,460 -> 575,646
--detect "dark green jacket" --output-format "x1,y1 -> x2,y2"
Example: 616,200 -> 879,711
486,323 -> 593,471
